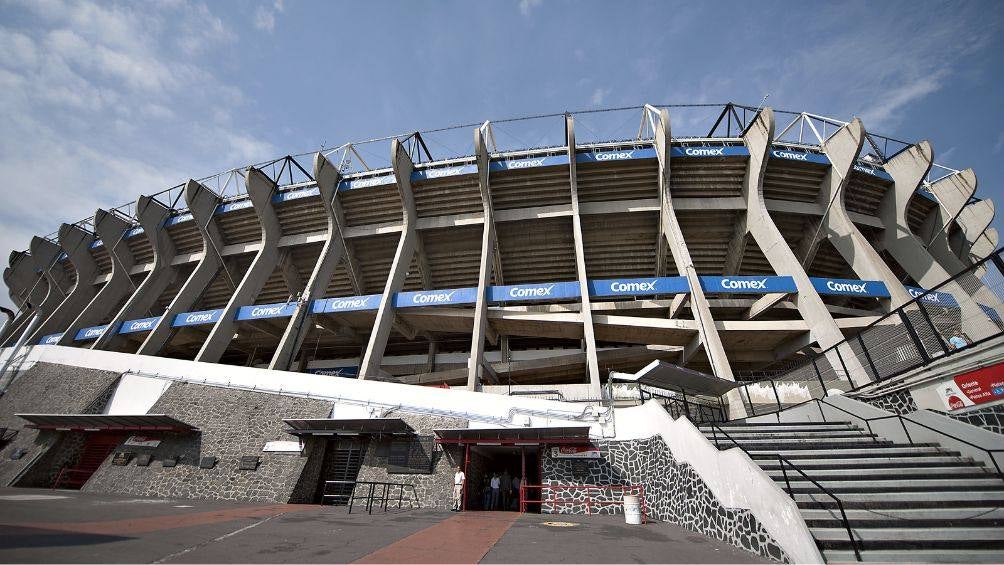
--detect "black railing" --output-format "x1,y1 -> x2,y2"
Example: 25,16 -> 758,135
323,480 -> 419,514
707,423 -> 861,561
642,388 -> 724,424
720,248 -> 1004,421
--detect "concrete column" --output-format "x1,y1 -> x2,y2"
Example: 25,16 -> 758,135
816,119 -> 912,308
970,228 -> 998,263
93,196 -> 177,350
27,224 -> 99,344
741,108 -> 870,387
359,140 -> 417,380
653,108 -> 735,383
952,199 -> 994,262
566,116 -> 603,398
57,209 -> 135,346
138,180 -> 223,356
0,252 -> 41,345
269,153 -> 347,371
881,143 -> 998,340
467,126 -> 497,391
196,168 -> 282,363
26,237 -> 70,331
920,170 -> 976,273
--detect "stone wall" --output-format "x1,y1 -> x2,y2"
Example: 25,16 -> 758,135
84,381 -> 331,503
863,389 -> 1004,435
541,437 -> 788,563
0,363 -> 121,487
354,411 -> 466,510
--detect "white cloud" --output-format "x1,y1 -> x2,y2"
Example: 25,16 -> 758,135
519,0 -> 542,17
254,0 -> 285,33
590,87 -> 610,106
0,0 -> 275,309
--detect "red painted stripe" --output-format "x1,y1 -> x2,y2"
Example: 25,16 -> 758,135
354,512 -> 520,564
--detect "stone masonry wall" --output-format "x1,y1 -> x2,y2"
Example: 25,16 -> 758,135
354,411 -> 466,510
84,381 -> 331,503
541,437 -> 788,563
0,363 -> 121,487
864,389 -> 1004,435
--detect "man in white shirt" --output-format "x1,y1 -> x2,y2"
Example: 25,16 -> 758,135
452,466 -> 465,511
489,473 -> 501,510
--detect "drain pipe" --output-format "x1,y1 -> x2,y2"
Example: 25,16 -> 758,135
0,313 -> 40,396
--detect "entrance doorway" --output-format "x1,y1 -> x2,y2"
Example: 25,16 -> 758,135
465,445 -> 540,512
315,437 -> 367,504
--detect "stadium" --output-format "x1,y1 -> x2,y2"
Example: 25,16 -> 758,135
0,103 -> 1002,563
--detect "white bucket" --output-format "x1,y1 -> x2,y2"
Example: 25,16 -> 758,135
623,494 -> 642,525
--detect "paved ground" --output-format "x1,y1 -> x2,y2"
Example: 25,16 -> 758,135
0,488 -> 766,563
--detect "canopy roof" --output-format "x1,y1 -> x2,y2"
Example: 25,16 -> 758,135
17,414 -> 198,433
434,426 -> 592,444
612,360 -> 739,397
282,418 -> 413,436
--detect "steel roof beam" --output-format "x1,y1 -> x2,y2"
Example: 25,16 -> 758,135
93,195 -> 177,351
740,108 -> 871,388
138,180 -> 224,356
25,224 -> 98,345
196,167 -> 283,363
269,152 -> 347,371
56,208 -> 136,347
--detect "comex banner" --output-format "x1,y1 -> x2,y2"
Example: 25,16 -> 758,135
588,277 -> 688,297
699,276 -> 797,294
906,286 -> 958,307
810,277 -> 890,297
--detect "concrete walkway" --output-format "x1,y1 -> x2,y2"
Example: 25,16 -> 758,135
0,489 -> 766,563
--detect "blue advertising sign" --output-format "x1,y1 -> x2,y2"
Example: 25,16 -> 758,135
853,163 -> 894,182
488,281 -> 581,303
576,147 -> 657,163
588,277 -> 689,297
236,302 -> 298,321
216,199 -> 254,214
164,212 -> 194,227
272,186 -> 320,204
317,294 -> 382,314
489,154 -> 569,172
699,276 -> 798,294
75,325 -> 108,341
671,146 -> 749,158
172,308 -> 224,327
411,163 -> 478,182
338,173 -> 396,191
770,147 -> 830,165
125,226 -> 145,239
119,316 -> 161,334
90,239 -> 103,249
393,287 -> 478,308
906,286 -> 958,307
38,333 -> 63,345
810,277 -> 890,297
308,366 -> 359,377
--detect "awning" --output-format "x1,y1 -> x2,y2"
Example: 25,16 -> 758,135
16,414 -> 198,433
612,360 -> 739,397
434,426 -> 592,445
282,418 -> 413,436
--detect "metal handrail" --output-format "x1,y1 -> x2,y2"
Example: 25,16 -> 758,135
323,480 -> 419,514
707,423 -> 862,561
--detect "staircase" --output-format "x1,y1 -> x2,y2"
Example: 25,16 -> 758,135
319,438 -> 367,505
52,433 -> 123,489
699,420 -> 1004,563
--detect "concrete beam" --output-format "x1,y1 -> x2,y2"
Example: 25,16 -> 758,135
952,199 -> 994,263
653,107 -> 735,383
723,211 -> 748,275
57,209 -> 135,346
921,169 -> 976,270
744,292 -> 788,321
359,140 -> 418,380
138,180 -> 224,356
196,168 -> 282,363
741,108 -> 870,387
93,196 -> 177,351
468,125 -> 497,390
566,115 -> 603,398
269,153 -> 347,371
26,224 -> 99,345
971,227 -> 998,263
17,237 -> 70,345
0,252 -> 42,346
668,293 -> 689,319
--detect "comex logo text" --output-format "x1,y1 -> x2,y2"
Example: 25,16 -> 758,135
826,281 -> 867,294
412,290 -> 457,304
509,284 -> 555,298
610,280 -> 657,293
720,278 -> 767,290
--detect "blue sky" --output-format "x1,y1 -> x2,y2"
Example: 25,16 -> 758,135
0,0 -> 1002,302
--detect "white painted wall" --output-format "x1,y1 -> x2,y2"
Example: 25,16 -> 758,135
103,373 -> 172,415
614,401 -> 823,564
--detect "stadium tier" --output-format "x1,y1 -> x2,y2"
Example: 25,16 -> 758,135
2,104 -> 1000,398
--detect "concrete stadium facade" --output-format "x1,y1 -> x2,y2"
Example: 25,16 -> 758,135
2,104 -> 999,402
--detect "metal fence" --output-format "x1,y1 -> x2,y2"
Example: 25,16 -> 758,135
723,248 -> 1004,419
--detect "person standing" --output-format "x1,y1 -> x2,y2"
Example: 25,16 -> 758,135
500,469 -> 512,511
511,474 -> 522,511
490,473 -> 501,510
452,466 -> 465,511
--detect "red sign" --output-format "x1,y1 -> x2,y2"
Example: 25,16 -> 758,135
941,363 -> 1004,411
551,446 -> 601,459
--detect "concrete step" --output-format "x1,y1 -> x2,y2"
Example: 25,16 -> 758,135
776,477 -> 1004,494
764,465 -> 995,480
701,421 -> 854,429
700,430 -> 874,440
823,548 -> 1004,563
755,456 -> 977,469
801,507 -> 1004,528
747,446 -> 952,459
794,490 -> 1004,509
812,526 -> 1004,549
711,439 -> 892,450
